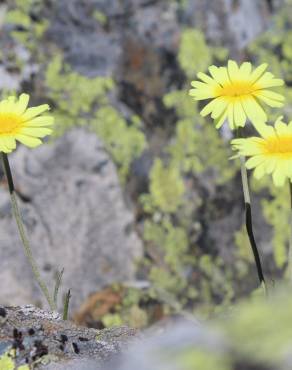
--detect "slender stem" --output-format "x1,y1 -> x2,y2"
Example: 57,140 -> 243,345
288,181 -> 292,280
1,153 -> 56,311
54,268 -> 64,305
236,130 -> 266,288
63,289 -> 71,320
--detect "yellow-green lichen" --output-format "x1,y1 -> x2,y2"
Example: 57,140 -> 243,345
0,350 -> 14,370
5,0 -> 49,51
222,288 -> 292,364
143,159 -> 185,214
178,29 -> 212,79
178,349 -> 231,370
138,29 -> 239,319
247,1 -> 292,271
93,10 -> 107,26
93,107 -> 146,182
0,349 -> 29,370
45,55 -> 146,181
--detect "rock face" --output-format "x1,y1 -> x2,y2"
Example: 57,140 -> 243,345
2,291 -> 291,370
45,0 -> 276,123
0,129 -> 142,311
107,319 -> 226,370
0,305 -> 136,369
184,0 -> 273,53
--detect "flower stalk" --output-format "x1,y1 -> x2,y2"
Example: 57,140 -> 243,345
288,181 -> 292,280
241,160 -> 266,286
1,153 -> 56,311
236,130 -> 266,290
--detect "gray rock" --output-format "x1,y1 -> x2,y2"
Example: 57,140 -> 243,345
46,0 -> 122,78
184,0 -> 272,55
0,305 -> 137,369
104,318 -> 227,370
0,129 -> 142,311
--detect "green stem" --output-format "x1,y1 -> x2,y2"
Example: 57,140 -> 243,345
1,153 -> 56,311
236,130 -> 266,290
288,181 -> 292,281
63,289 -> 71,320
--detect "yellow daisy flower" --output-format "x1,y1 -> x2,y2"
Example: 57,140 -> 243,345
231,117 -> 292,187
0,93 -> 54,153
189,60 -> 285,130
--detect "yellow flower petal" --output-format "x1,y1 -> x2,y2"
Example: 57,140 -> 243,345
227,102 -> 234,130
275,120 -> 290,135
239,62 -> 252,78
209,66 -> 230,86
272,167 -> 286,187
20,127 -> 52,138
14,93 -> 30,115
197,72 -> 218,85
265,157 -> 277,174
211,98 -> 229,119
22,104 -> 50,121
255,93 -> 284,108
250,63 -> 268,83
245,155 -> 265,169
15,135 -> 42,148
252,121 -> 275,138
259,89 -> 284,101
214,109 -> 228,129
232,118 -> 292,187
200,98 -> 220,117
253,163 -> 266,179
0,94 -> 53,152
26,116 -> 54,127
233,99 -> 246,127
241,96 -> 267,126
1,136 -> 17,151
189,60 -> 284,130
227,60 -> 240,81
256,72 -> 284,89
0,138 -> 13,153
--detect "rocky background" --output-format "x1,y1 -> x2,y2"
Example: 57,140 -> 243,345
1,0 -> 292,369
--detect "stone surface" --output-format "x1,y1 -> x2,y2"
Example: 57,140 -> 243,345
2,293 -> 291,370
108,318 -> 225,370
0,129 -> 142,311
43,0 -> 276,124
184,0 -> 272,54
0,305 -> 137,369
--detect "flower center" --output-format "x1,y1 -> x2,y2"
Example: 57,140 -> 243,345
0,114 -> 23,135
215,81 -> 259,97
263,135 -> 292,157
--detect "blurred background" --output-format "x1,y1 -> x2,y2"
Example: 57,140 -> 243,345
0,0 -> 291,331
